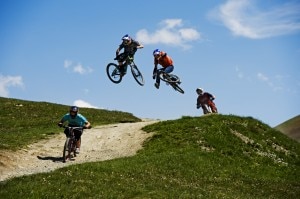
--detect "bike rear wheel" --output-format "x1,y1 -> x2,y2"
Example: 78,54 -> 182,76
106,63 -> 122,84
159,73 -> 180,83
171,83 -> 184,94
130,64 -> 144,86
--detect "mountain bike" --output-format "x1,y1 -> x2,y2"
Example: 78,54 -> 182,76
106,55 -> 144,86
61,126 -> 83,163
157,70 -> 184,94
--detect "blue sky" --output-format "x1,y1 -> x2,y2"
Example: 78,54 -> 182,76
1,0 -> 299,127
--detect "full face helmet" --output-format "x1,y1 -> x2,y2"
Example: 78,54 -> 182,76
122,34 -> 131,45
153,49 -> 161,57
70,106 -> 79,118
196,88 -> 203,95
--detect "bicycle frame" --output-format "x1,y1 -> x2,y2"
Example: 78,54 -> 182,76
62,126 -> 83,162
106,55 -> 144,86
157,70 -> 184,94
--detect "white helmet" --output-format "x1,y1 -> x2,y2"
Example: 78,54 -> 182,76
122,34 -> 131,45
196,88 -> 203,94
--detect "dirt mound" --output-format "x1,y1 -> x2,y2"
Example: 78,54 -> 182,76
0,120 -> 158,181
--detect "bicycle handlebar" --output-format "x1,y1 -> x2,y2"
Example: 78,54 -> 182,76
59,125 -> 90,130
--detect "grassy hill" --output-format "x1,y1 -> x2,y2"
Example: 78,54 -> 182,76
0,97 -> 141,150
275,115 -> 300,142
0,97 -> 299,198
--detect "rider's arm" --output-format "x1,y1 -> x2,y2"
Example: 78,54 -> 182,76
84,121 -> 91,129
137,43 -> 144,49
116,44 -> 124,57
58,114 -> 68,127
207,93 -> 215,100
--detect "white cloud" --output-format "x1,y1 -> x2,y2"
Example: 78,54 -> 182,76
73,99 -> 98,109
64,60 -> 93,74
257,72 -> 282,91
235,66 -> 244,79
136,19 -> 201,49
210,0 -> 300,39
64,60 -> 72,68
257,73 -> 269,82
0,75 -> 24,97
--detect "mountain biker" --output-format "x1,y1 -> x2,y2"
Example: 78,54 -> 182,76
115,34 -> 144,76
58,106 -> 91,154
152,49 -> 175,89
196,88 -> 218,114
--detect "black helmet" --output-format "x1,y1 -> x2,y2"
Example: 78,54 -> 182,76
70,106 -> 79,118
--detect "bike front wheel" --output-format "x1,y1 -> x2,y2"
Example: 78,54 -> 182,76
131,64 -> 144,86
63,138 -> 71,163
171,83 -> 184,94
106,63 -> 122,84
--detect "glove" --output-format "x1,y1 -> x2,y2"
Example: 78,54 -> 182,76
58,123 -> 63,127
152,73 -> 156,79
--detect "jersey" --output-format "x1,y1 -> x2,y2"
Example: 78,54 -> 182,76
118,40 -> 141,55
61,113 -> 88,127
197,92 -> 214,105
154,51 -> 173,68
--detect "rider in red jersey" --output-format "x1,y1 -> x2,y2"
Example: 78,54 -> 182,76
196,88 -> 218,114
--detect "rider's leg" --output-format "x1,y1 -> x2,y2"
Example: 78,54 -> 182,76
164,65 -> 178,82
155,70 -> 161,89
74,130 -> 82,153
64,128 -> 70,137
208,101 -> 218,113
202,104 -> 211,114
117,53 -> 127,75
164,65 -> 174,74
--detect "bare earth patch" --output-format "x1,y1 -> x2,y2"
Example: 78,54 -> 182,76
0,120 -> 158,181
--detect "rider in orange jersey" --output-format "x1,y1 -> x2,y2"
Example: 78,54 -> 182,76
152,49 -> 174,89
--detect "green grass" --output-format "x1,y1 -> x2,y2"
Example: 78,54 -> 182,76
0,97 -> 141,150
0,98 -> 300,198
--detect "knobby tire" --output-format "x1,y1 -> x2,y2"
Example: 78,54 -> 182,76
131,64 -> 144,86
171,83 -> 185,94
106,63 -> 122,84
63,138 -> 71,163
159,73 -> 180,83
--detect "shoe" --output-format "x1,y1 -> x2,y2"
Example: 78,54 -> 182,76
154,82 -> 159,89
75,148 -> 80,154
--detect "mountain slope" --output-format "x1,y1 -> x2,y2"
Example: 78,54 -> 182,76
275,115 -> 300,142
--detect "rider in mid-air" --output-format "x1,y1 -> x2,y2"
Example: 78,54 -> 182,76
115,34 -> 143,76
152,49 -> 176,89
196,88 -> 218,114
58,106 -> 91,154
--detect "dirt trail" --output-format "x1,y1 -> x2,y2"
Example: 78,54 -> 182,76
0,120 -> 158,182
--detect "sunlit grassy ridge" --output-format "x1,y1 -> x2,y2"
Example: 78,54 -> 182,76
0,97 -> 141,150
0,98 -> 299,198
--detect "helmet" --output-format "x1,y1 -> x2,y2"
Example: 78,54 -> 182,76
196,88 -> 203,94
122,34 -> 131,45
153,49 -> 161,56
70,106 -> 79,118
